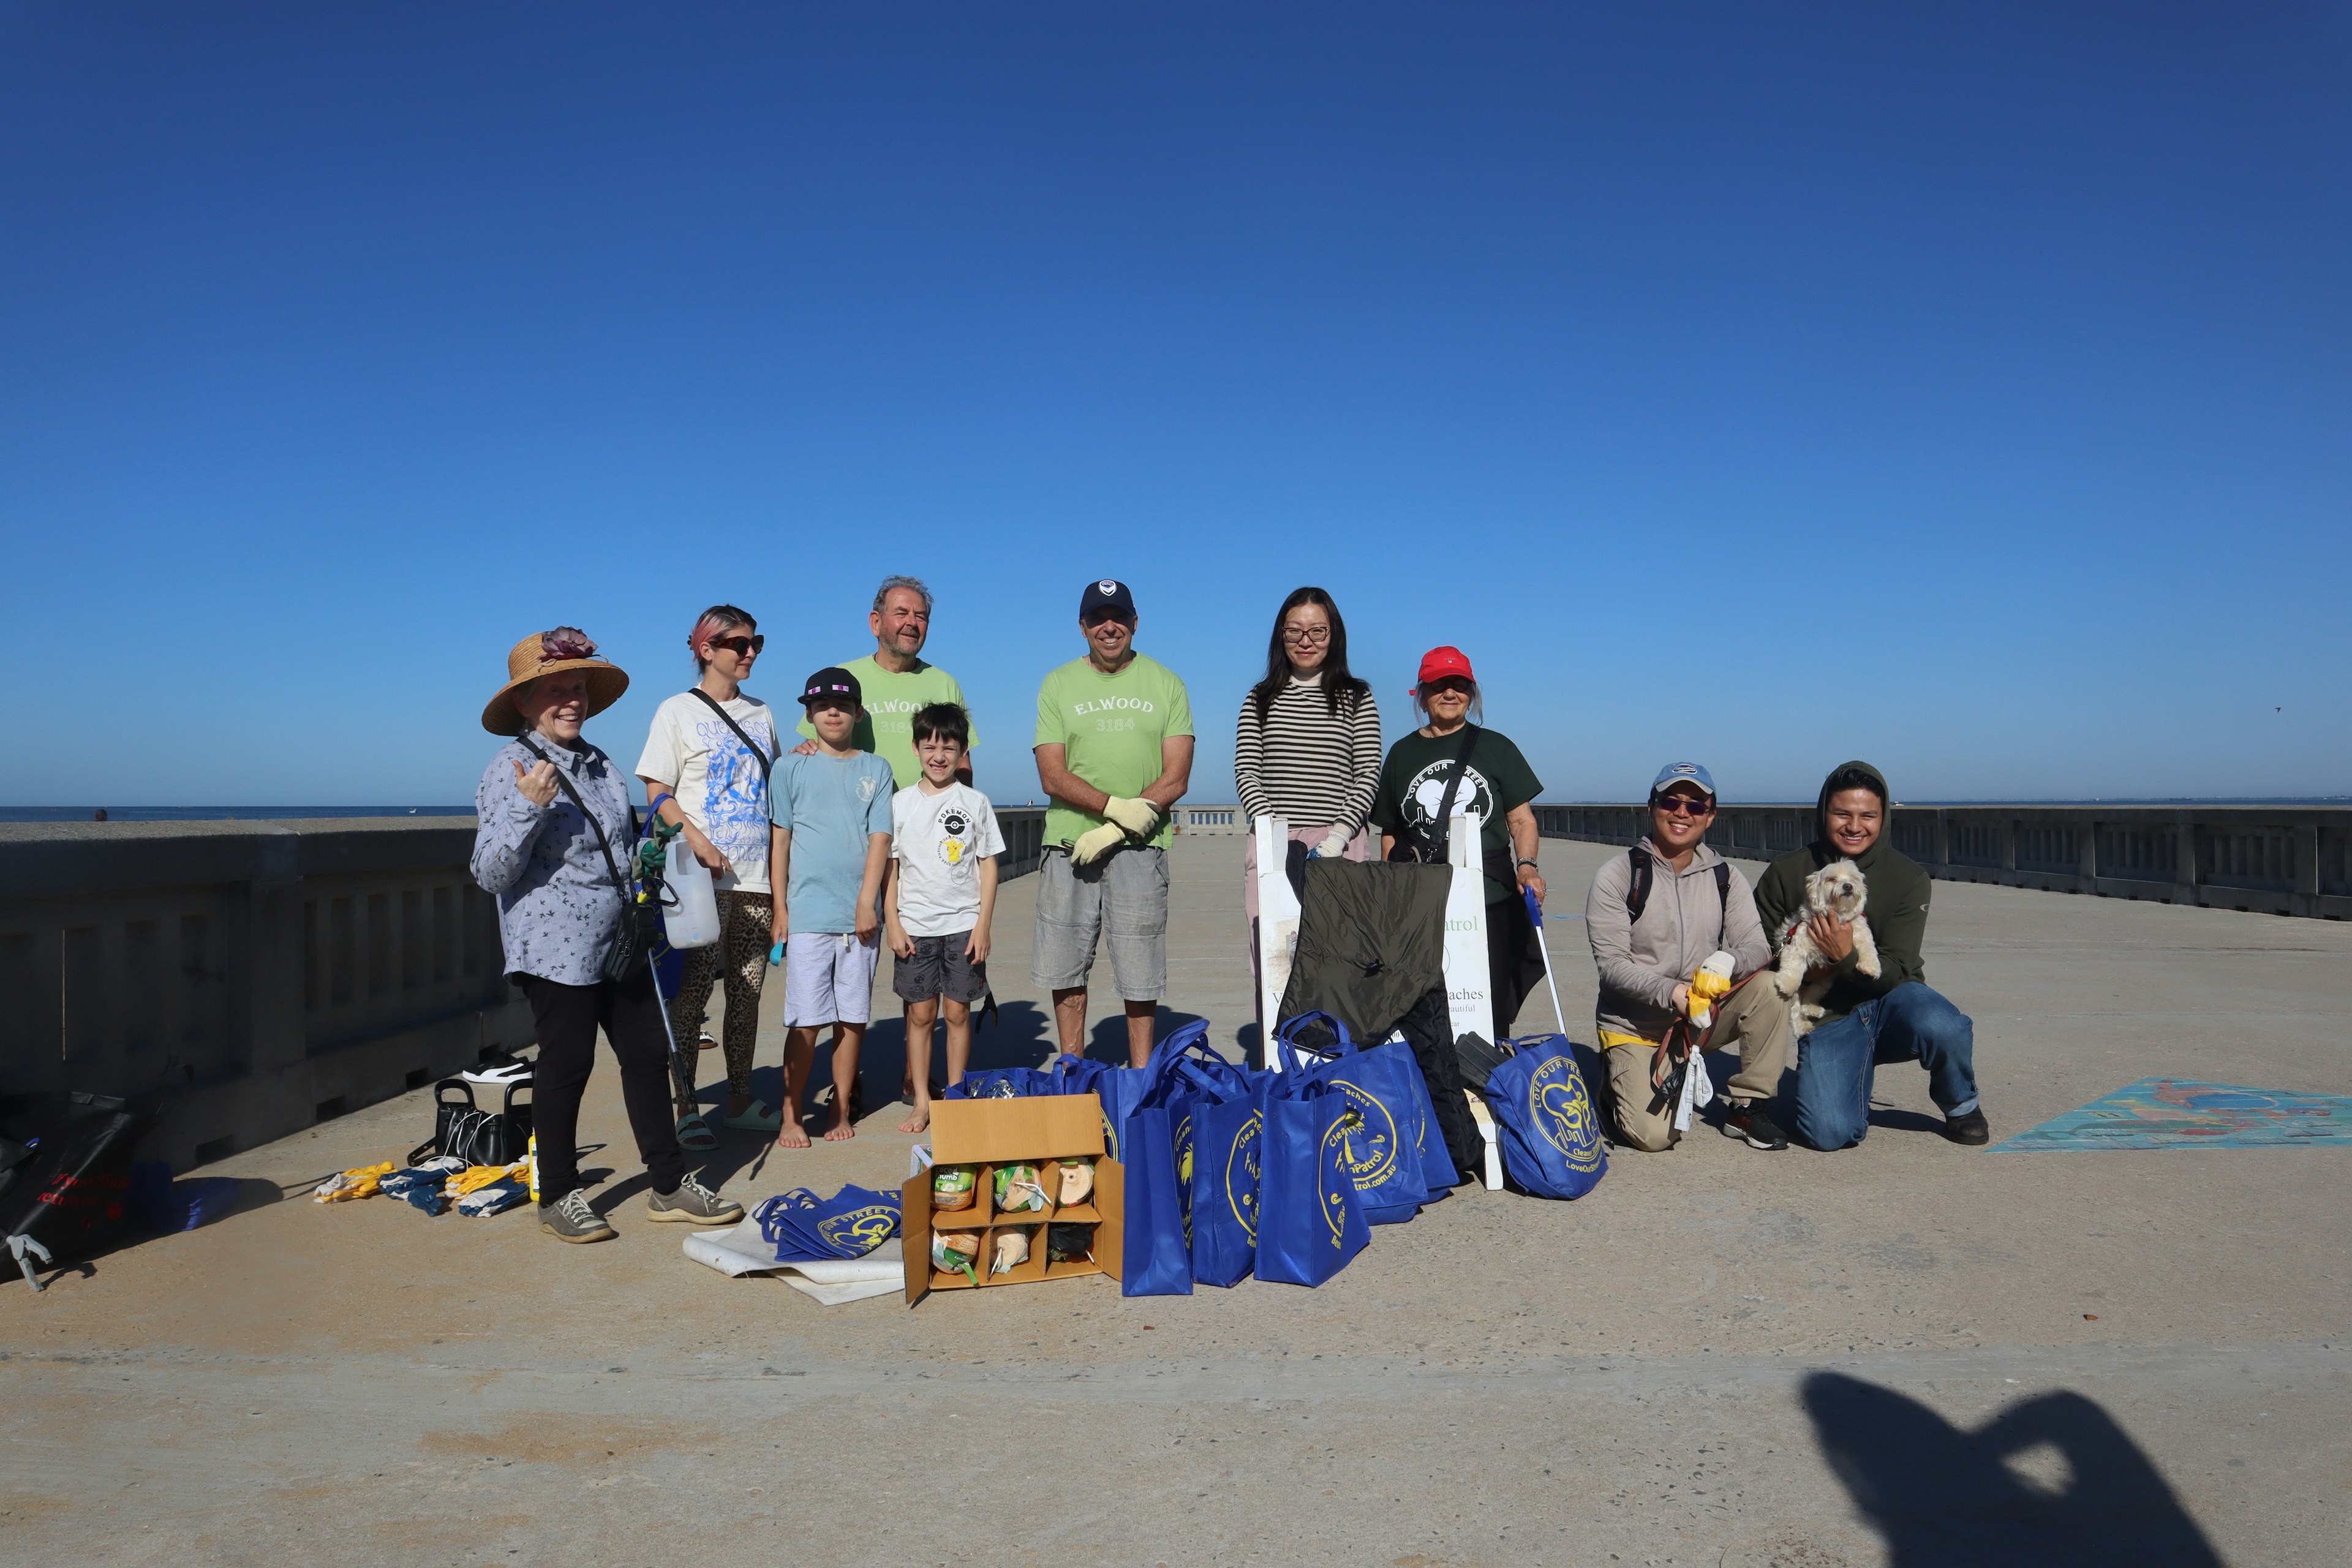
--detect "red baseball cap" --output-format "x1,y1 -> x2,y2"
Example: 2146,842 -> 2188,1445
1412,645 -> 1475,692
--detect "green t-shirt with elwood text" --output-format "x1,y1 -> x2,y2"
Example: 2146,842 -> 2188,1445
1033,653 -> 1194,850
794,655 -> 977,791
1370,725 -> 1543,903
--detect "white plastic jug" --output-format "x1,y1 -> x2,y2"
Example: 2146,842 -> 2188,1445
663,837 -> 722,950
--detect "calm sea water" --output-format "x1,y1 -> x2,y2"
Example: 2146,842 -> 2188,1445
2,798 -> 2341,825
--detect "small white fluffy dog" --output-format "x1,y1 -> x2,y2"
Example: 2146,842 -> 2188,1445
1772,858 -> 1881,1036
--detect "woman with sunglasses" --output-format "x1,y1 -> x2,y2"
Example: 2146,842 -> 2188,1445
1234,587 -> 1382,1030
1370,646 -> 1548,1039
635,605 -> 783,1143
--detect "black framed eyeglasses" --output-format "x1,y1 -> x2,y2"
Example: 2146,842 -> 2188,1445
709,634 -> 765,656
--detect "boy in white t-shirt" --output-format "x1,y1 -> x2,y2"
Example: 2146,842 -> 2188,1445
883,703 -> 1004,1134
635,606 -> 783,1145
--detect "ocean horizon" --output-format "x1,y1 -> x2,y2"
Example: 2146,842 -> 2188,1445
2,797 -> 2346,825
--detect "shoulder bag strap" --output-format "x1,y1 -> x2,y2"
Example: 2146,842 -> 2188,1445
1427,723 -> 1481,860
1626,846 -> 1653,922
686,688 -> 779,785
515,735 -> 630,902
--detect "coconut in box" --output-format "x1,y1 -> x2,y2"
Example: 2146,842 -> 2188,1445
904,1092 -> 1125,1306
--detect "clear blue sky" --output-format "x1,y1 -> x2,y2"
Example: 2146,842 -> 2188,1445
3,3 -> 2345,807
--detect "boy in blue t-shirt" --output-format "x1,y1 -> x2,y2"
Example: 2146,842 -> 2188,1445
769,667 -> 895,1146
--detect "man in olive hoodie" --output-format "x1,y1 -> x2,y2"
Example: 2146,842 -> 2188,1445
1753,761 -> 1988,1150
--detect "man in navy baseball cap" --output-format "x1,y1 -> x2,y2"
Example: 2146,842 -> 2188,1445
1031,575 -> 1194,1066
1078,578 -> 1136,622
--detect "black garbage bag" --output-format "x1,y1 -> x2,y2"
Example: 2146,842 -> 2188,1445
1393,987 -> 1485,1185
0,1091 -> 160,1286
1275,858 -> 1452,1044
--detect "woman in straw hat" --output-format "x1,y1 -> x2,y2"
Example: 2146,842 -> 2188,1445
470,627 -> 745,1244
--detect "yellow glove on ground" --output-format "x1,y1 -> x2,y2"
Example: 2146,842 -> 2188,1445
1101,796 -> 1161,839
1071,821 -> 1128,865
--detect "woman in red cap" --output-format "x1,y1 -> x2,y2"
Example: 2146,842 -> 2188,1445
1370,646 -> 1550,1039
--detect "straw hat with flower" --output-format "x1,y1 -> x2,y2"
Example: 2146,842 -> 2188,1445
481,627 -> 631,736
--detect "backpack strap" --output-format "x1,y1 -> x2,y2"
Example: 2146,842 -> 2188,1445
1626,846 -> 1653,922
1625,851 -> 1731,930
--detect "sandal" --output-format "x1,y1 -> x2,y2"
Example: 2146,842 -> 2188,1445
723,1099 -> 783,1133
674,1112 -> 718,1151
696,1030 -> 718,1052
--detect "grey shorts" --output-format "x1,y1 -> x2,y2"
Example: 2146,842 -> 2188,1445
782,932 -> 880,1027
892,932 -> 989,1006
1030,845 -> 1168,1000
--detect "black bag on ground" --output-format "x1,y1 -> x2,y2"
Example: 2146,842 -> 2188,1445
409,1075 -> 535,1168
1393,987 -> 1486,1185
0,1091 -> 160,1279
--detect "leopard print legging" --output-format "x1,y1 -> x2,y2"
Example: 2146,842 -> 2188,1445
668,889 -> 772,1115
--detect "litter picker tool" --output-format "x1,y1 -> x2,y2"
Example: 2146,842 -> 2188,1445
1523,885 -> 1569,1038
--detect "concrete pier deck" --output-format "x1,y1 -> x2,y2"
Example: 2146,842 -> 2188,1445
2,835 -> 2346,1566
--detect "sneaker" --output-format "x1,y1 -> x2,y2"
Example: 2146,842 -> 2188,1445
541,1189 -> 615,1244
1720,1101 -> 1790,1151
646,1175 -> 745,1225
1943,1108 -> 1991,1145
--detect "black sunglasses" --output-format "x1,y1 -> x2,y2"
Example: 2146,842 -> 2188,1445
708,634 -> 764,656
1654,794 -> 1714,816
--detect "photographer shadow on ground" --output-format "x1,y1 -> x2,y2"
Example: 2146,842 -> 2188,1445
1801,1372 -> 2223,1567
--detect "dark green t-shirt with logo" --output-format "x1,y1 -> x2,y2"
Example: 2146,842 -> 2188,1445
1370,725 -> 1542,903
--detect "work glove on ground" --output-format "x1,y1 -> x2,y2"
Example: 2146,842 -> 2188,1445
1070,821 -> 1128,865
1100,796 -> 1161,839
1309,826 -> 1352,859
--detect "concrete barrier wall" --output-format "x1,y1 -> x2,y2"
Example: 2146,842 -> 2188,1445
1534,804 -> 2352,921
1,810 -> 1060,1169
0,819 -> 539,1170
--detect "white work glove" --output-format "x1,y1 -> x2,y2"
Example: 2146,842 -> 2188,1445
1070,821 -> 1128,865
1101,796 -> 1161,840
1308,826 -> 1352,859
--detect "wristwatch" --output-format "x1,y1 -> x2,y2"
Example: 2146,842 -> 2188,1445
1515,857 -> 1539,872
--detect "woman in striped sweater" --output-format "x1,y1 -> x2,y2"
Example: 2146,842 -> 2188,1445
1235,586 -> 1383,1028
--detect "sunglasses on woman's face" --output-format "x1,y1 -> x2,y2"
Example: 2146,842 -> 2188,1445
1423,679 -> 1473,697
709,634 -> 764,657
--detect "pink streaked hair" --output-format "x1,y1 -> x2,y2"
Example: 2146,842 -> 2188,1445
687,604 -> 755,669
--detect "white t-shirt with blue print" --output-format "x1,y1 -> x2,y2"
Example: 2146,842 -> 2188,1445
635,691 -> 780,894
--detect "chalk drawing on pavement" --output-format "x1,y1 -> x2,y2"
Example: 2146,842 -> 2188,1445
1993,1077 -> 2352,1152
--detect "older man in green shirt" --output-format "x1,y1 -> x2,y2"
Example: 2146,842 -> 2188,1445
1033,579 -> 1194,1067
793,575 -> 977,789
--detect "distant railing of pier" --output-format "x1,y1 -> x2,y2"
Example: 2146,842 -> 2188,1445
1534,804 -> 2352,921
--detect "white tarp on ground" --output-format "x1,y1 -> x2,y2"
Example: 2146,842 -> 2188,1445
683,1219 -> 903,1306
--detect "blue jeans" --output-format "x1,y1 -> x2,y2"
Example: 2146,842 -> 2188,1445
1791,982 -> 1977,1151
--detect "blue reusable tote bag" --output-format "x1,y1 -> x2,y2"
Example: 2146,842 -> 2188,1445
1115,1023 -> 1223,1297
1189,1079 -> 1268,1287
942,1066 -> 1053,1101
1482,1034 -> 1607,1199
752,1185 -> 903,1262
1274,1012 -> 1433,1224
1253,1079 -> 1370,1287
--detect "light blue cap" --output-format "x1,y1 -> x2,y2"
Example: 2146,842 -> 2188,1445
1650,761 -> 1717,797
